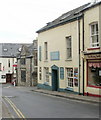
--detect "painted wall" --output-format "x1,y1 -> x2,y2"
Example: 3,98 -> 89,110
84,4 -> 101,95
0,57 -> 17,83
38,20 -> 80,93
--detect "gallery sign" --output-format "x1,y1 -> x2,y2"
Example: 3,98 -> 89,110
85,54 -> 101,59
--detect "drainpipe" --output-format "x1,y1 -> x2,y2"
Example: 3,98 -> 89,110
78,19 -> 81,95
82,14 -> 85,96
30,57 -> 32,86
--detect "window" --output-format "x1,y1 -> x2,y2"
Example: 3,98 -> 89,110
39,67 -> 42,80
88,61 -> 101,87
21,70 -> 26,82
20,58 -> 26,65
44,42 -> 48,60
66,36 -> 72,59
39,46 -> 42,61
0,63 -> 1,71
1,75 -> 6,79
8,59 -> 10,67
66,68 -> 73,87
44,67 -> 49,82
90,23 -> 99,48
60,67 -> 64,79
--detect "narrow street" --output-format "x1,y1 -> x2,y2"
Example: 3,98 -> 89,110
2,84 -> 100,118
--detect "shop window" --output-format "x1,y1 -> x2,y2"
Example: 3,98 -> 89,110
90,23 -> 99,48
66,68 -> 73,87
88,62 -> 101,87
74,68 -> 78,87
44,67 -> 49,82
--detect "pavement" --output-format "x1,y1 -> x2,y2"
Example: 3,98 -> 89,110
2,101 -> 13,118
31,88 -> 100,104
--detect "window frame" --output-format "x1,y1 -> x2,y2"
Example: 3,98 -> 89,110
90,22 -> 99,48
66,36 -> 72,60
66,68 -> 74,88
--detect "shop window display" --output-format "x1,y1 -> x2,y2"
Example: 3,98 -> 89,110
88,62 -> 101,87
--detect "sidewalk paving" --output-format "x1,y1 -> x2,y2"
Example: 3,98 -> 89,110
31,88 -> 100,104
2,101 -> 13,118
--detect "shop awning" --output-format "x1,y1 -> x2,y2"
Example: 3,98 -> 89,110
88,62 -> 101,68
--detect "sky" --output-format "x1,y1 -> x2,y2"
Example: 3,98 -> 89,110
0,0 -> 99,43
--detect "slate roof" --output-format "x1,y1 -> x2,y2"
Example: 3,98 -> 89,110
17,40 -> 37,58
36,1 -> 101,33
0,43 -> 31,57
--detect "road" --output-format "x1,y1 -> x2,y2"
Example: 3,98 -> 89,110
2,84 -> 100,118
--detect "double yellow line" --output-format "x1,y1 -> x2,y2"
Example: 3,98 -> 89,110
4,97 -> 26,119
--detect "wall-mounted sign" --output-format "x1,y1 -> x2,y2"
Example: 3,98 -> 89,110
85,54 -> 101,59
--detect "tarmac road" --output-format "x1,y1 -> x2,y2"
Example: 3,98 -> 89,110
2,84 -> 100,119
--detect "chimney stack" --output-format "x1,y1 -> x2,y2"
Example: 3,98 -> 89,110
91,0 -> 98,4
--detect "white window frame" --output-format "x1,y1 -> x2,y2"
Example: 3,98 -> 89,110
44,67 -> 49,83
66,68 -> 74,88
90,22 -> 99,48
66,36 -> 72,60
44,42 -> 48,60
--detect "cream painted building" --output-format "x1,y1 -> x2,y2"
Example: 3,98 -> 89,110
0,43 -> 30,83
37,1 -> 101,97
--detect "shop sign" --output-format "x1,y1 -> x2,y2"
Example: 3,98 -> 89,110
87,54 -> 101,59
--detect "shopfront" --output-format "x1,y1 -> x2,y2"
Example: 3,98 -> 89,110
84,52 -> 101,97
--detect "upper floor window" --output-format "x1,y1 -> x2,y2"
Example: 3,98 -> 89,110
20,58 -> 26,65
8,59 -> 10,67
66,36 -> 72,59
44,42 -> 48,60
0,63 -> 1,71
90,23 -> 99,48
39,46 -> 42,61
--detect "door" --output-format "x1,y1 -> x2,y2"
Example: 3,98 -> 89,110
52,70 -> 58,91
6,74 -> 12,83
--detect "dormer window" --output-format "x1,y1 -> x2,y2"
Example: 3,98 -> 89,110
90,22 -> 99,48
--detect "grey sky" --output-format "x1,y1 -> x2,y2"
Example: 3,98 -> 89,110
0,0 -> 98,43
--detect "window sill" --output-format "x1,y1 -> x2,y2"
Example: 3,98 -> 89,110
44,60 -> 48,62
65,58 -> 72,61
87,47 -> 100,50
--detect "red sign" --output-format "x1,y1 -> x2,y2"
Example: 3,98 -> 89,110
13,65 -> 17,67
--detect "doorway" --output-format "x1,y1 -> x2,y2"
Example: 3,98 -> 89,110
6,74 -> 12,83
51,65 -> 59,91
